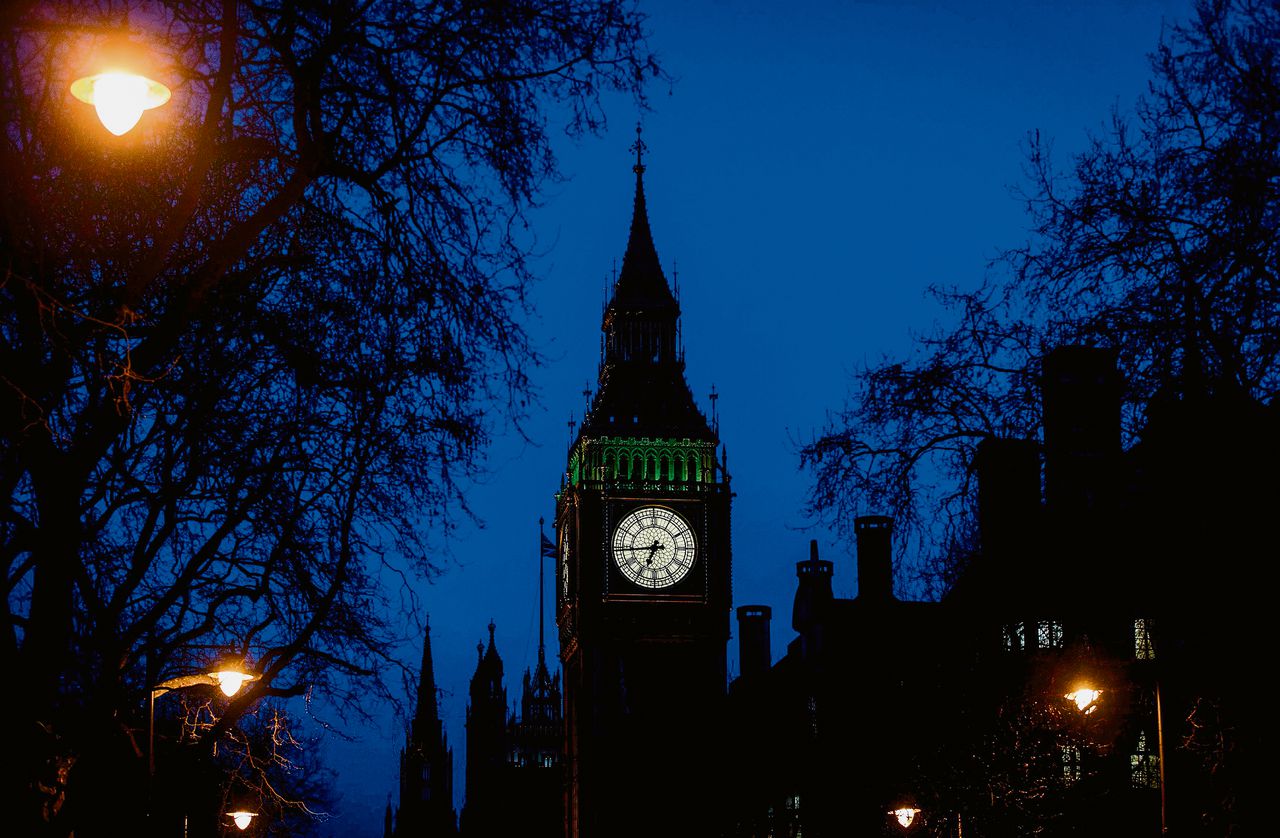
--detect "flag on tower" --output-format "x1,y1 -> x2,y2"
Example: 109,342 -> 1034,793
540,532 -> 556,558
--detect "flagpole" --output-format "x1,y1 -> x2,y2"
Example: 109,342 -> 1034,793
538,517 -> 546,663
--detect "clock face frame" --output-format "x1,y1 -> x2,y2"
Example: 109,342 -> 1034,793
611,505 -> 697,589
561,537 -> 571,598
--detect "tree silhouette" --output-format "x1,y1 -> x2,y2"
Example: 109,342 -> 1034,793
1,1 -> 661,834
803,2 -> 1275,832
802,0 -> 1280,591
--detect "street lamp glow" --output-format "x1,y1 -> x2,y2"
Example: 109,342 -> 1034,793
1065,686 -> 1102,714
890,807 -> 921,828
70,70 -> 170,136
214,668 -> 257,697
227,811 -> 257,831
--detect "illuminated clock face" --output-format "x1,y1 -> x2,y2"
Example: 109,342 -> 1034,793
612,506 -> 696,589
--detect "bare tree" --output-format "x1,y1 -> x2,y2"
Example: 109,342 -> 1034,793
801,0 -> 1280,592
802,3 -> 1275,833
1,1 -> 662,834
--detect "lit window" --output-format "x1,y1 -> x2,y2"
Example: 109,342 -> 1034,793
1134,618 -> 1155,660
1061,744 -> 1082,785
1003,622 -> 1025,651
1131,731 -> 1160,788
1037,619 -> 1063,649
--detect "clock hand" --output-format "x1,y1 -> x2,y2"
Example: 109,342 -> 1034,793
645,539 -> 665,566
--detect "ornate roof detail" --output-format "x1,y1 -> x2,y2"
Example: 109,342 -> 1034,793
612,125 -> 677,312
577,136 -> 714,443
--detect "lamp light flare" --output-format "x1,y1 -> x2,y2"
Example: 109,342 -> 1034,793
228,811 -> 257,831
890,807 -> 920,828
214,669 -> 253,697
70,70 -> 170,136
1066,687 -> 1102,714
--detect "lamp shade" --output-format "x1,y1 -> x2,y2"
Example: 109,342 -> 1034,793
69,34 -> 170,135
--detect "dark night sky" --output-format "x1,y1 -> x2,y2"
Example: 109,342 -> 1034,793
319,1 -> 1192,833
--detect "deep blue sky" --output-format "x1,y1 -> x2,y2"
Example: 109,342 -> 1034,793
321,1 -> 1192,833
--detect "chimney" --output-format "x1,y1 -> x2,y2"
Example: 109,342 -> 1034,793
736,605 -> 772,680
975,437 -> 1040,569
1042,346 -> 1121,514
792,540 -> 834,633
854,516 -> 895,602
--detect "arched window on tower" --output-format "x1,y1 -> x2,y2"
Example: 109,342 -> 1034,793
604,451 -> 615,481
661,454 -> 671,482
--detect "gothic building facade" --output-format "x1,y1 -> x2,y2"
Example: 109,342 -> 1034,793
458,620 -> 564,838
554,136 -> 733,838
724,345 -> 1269,837
387,619 -> 456,838
384,134 -> 1267,837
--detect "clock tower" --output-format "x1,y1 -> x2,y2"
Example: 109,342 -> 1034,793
555,133 -> 732,838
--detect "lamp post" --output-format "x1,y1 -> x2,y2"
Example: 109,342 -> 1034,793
1064,677 -> 1165,833
1155,679 -> 1167,836
147,660 -> 258,834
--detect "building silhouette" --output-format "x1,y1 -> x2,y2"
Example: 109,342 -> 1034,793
725,345 -> 1268,837
387,618 -> 457,838
460,622 -> 506,837
458,620 -> 564,838
553,129 -> 733,838
392,146 -> 1266,838
724,527 -> 949,837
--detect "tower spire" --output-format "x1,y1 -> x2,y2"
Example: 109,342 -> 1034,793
414,615 -> 438,724
612,125 -> 673,309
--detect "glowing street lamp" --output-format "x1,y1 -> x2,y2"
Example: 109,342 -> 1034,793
227,810 -> 258,831
147,657 -> 260,829
148,657 -> 259,774
889,807 -> 921,829
1064,685 -> 1102,715
213,667 -> 257,698
69,36 -> 170,135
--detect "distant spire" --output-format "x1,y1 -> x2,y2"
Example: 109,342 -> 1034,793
414,615 -> 439,724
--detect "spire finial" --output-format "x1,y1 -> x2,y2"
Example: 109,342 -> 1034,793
630,121 -> 647,175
